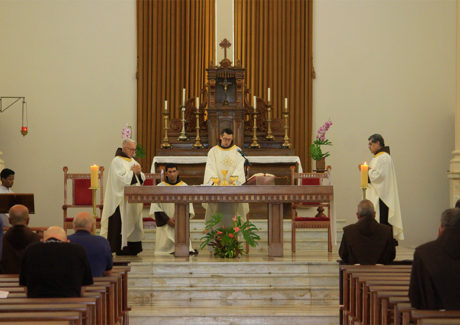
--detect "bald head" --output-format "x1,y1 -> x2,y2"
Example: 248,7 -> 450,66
43,226 -> 68,242
356,200 -> 376,219
73,212 -> 96,233
8,204 -> 29,226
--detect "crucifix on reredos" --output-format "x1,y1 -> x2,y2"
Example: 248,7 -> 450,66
206,39 -> 246,147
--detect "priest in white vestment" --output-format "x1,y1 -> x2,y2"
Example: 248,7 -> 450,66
0,168 -> 15,226
100,139 -> 145,255
203,128 -> 249,228
149,163 -> 197,255
365,134 -> 404,241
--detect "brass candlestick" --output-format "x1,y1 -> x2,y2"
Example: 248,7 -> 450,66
282,110 -> 291,149
178,105 -> 188,141
161,109 -> 171,149
192,106 -> 203,149
89,186 -> 98,219
265,103 -> 274,140
250,107 -> 260,149
361,187 -> 367,200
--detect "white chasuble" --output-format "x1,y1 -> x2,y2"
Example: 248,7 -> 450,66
368,152 -> 404,240
149,181 -> 195,255
203,145 -> 249,227
100,156 -> 145,248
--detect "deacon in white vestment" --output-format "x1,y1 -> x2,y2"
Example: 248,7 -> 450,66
0,168 -> 15,226
365,134 -> 404,241
203,128 -> 249,228
149,164 -> 197,255
100,139 -> 145,255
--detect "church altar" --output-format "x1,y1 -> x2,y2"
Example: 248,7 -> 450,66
125,184 -> 333,257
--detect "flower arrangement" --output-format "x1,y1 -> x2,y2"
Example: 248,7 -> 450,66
200,214 -> 260,258
309,120 -> 333,160
121,124 -> 146,158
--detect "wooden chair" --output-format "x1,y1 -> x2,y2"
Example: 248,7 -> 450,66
290,165 -> 332,253
62,166 -> 104,230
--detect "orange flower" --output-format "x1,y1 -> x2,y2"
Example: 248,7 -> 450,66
217,231 -> 223,235
233,227 -> 240,232
228,233 -> 234,238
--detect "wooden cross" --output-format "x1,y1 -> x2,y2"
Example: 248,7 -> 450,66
219,38 -> 231,59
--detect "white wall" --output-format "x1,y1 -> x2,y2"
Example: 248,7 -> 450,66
0,0 -> 456,248
314,0 -> 456,247
0,0 -> 137,227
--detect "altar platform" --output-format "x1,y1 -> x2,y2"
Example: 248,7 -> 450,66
113,219 -> 414,325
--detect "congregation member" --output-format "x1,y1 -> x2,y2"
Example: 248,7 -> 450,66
149,163 -> 197,255
20,226 -> 93,297
364,134 -> 404,243
203,128 -> 248,227
0,168 -> 15,226
409,208 -> 460,310
0,204 -> 40,274
68,212 -> 113,277
339,200 -> 396,265
100,138 -> 145,256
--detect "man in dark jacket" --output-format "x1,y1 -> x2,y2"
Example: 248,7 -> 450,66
409,208 -> 460,310
339,200 -> 396,265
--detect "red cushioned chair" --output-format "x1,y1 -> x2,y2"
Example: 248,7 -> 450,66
290,165 -> 332,253
62,166 -> 104,230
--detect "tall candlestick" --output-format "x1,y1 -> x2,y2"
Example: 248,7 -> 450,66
253,96 -> 257,109
267,88 -> 271,103
164,100 -> 168,112
90,165 -> 98,188
360,162 -> 369,188
284,98 -> 288,111
182,88 -> 186,106
196,97 -> 200,109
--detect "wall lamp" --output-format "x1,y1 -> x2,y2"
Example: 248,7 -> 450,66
0,97 -> 28,136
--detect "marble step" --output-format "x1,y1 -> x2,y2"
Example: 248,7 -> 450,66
129,285 -> 339,304
130,304 -> 339,325
130,261 -> 339,275
129,272 -> 339,288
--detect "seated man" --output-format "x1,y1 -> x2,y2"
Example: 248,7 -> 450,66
68,212 -> 113,277
149,163 -> 197,255
0,168 -> 15,230
409,208 -> 460,310
339,199 -> 396,265
20,226 -> 93,297
0,204 -> 40,274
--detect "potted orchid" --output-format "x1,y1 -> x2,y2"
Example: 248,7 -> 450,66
309,120 -> 333,172
200,214 -> 260,258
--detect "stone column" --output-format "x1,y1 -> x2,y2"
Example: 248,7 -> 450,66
449,1 -> 460,207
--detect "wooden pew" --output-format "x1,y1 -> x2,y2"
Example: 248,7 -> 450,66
0,304 -> 88,325
407,310 -> 460,325
0,311 -> 82,324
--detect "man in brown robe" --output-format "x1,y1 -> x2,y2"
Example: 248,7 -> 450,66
0,204 -> 40,274
409,208 -> 460,310
339,200 -> 396,265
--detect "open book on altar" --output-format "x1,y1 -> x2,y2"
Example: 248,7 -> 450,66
244,173 -> 276,185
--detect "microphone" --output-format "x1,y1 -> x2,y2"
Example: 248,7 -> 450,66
237,148 -> 251,166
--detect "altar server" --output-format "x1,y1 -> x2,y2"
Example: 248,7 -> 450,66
366,134 -> 404,241
100,138 -> 145,255
149,163 -> 197,255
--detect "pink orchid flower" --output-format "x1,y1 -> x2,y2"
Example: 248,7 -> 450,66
233,227 -> 240,232
228,233 -> 234,238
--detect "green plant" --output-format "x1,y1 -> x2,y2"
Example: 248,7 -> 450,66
200,214 -> 260,258
309,120 -> 333,160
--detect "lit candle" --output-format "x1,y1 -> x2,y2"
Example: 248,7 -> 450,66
267,88 -> 271,103
164,100 -> 168,112
90,165 -> 98,188
284,98 -> 288,111
360,162 -> 369,188
253,96 -> 257,110
195,97 -> 200,109
182,88 -> 186,106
